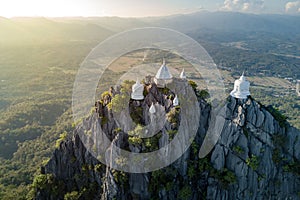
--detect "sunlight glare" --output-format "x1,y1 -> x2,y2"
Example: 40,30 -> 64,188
0,0 -> 106,17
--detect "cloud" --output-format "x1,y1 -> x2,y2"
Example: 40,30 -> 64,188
175,5 -> 204,14
222,0 -> 264,12
285,1 -> 300,13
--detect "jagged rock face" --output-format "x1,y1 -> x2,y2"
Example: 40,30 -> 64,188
210,97 -> 300,200
35,87 -> 300,200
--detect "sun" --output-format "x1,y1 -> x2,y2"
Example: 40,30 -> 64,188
0,0 -> 106,18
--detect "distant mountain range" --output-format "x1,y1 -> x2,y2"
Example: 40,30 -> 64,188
1,11 -> 300,44
0,11 -> 299,77
0,17 -> 113,45
147,11 -> 300,35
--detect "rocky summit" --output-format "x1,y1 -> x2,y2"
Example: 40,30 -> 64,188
33,80 -> 300,200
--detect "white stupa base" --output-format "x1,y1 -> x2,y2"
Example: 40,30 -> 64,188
154,78 -> 165,88
131,94 -> 144,100
154,78 -> 172,88
230,91 -> 250,99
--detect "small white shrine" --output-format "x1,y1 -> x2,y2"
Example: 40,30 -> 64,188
149,103 -> 156,114
296,80 -> 300,96
154,59 -> 172,88
131,79 -> 144,100
180,68 -> 186,79
230,72 -> 251,99
173,95 -> 179,106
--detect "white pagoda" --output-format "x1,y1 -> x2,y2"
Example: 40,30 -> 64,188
173,95 -> 179,106
149,103 -> 156,114
131,79 -> 144,100
180,68 -> 186,79
154,59 -> 172,88
230,72 -> 251,99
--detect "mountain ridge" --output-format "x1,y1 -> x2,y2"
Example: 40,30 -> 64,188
1,12 -> 300,44
32,80 -> 300,199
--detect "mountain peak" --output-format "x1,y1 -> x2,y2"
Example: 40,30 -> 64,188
32,79 -> 300,199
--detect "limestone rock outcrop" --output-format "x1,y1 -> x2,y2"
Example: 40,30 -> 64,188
34,82 -> 300,200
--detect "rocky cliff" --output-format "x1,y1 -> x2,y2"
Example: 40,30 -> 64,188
32,80 -> 300,200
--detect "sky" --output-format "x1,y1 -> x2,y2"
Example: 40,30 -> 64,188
0,0 -> 299,18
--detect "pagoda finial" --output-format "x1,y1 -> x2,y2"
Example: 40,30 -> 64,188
162,58 -> 166,65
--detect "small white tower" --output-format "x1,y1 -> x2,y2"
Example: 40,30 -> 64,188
180,69 -> 186,79
230,72 -> 251,99
154,59 -> 172,88
131,79 -> 144,100
173,95 -> 179,106
149,103 -> 156,114
296,80 -> 300,96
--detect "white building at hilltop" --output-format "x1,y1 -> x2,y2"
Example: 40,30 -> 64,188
296,80 -> 300,96
173,95 -> 179,106
180,68 -> 186,79
154,59 -> 172,88
131,79 -> 144,100
230,72 -> 251,99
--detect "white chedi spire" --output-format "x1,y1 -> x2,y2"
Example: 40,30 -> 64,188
149,103 -> 156,114
180,68 -> 186,79
155,58 -> 172,80
173,95 -> 179,106
131,79 -> 144,100
230,72 -> 250,99
154,58 -> 173,88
